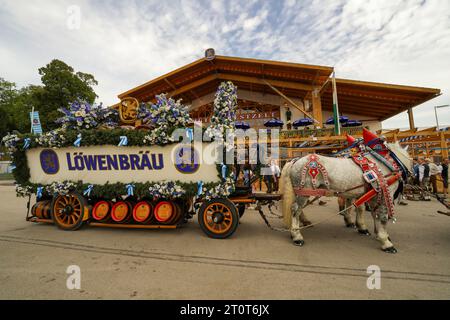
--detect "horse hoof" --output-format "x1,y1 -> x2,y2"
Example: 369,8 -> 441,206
358,229 -> 371,236
346,223 -> 356,229
293,240 -> 304,247
382,247 -> 397,254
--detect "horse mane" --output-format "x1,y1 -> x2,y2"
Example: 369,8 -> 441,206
387,141 -> 412,170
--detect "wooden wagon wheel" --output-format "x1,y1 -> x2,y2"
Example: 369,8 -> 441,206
237,204 -> 246,218
198,198 -> 239,239
51,193 -> 87,231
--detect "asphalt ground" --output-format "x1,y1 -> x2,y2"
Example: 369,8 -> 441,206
0,184 -> 449,299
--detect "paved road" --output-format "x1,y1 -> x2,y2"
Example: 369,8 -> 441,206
0,185 -> 449,299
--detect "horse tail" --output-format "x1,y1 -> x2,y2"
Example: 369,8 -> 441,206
280,161 -> 295,227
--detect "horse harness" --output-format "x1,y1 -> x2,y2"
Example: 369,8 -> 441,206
294,152 -> 402,219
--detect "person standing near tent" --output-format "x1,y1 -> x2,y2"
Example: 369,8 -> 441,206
419,158 -> 430,189
270,159 -> 281,191
441,158 -> 449,196
427,158 -> 439,194
285,106 -> 292,130
413,158 -> 420,185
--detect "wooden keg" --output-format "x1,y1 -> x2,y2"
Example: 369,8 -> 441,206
132,201 -> 153,224
154,201 -> 174,224
91,200 -> 112,222
111,200 -> 133,223
166,202 -> 182,225
32,200 -> 52,219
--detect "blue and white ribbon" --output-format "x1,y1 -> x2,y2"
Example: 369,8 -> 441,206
36,186 -> 43,199
221,164 -> 227,179
73,133 -> 82,147
83,184 -> 93,197
197,181 -> 203,196
126,184 -> 135,196
118,135 -> 128,146
23,138 -> 31,150
118,136 -> 128,147
186,128 -> 194,142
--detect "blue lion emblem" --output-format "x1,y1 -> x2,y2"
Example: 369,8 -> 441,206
174,145 -> 199,174
40,149 -> 59,175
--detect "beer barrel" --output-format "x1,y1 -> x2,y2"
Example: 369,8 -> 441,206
132,201 -> 153,224
154,201 -> 174,223
32,200 -> 52,219
111,200 -> 133,223
167,202 -> 182,225
91,200 -> 111,222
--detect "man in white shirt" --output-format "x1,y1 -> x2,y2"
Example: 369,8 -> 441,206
270,159 -> 281,191
426,158 -> 439,194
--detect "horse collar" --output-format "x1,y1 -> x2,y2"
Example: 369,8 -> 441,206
300,155 -> 330,189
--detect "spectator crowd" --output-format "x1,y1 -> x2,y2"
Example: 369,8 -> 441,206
413,157 -> 449,196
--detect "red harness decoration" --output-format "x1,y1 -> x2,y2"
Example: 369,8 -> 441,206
351,154 -> 398,218
293,153 -> 401,217
295,155 -> 331,197
300,155 -> 330,189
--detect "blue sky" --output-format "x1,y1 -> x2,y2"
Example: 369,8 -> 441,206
1,0 -> 449,129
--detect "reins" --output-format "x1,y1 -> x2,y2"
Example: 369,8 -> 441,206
256,200 -> 357,233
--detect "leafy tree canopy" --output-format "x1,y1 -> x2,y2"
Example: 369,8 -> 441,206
0,59 -> 98,137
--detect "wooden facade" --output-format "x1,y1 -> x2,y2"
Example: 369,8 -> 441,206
116,54 -> 442,159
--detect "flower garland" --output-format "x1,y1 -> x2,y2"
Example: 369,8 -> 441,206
14,180 -> 225,199
148,181 -> 185,198
204,81 -> 237,151
2,133 -> 20,153
34,128 -> 67,148
46,181 -> 77,196
56,101 -> 119,130
7,82 -> 238,203
141,94 -> 192,145
15,184 -> 33,197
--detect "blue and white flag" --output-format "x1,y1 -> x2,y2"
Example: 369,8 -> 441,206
30,111 -> 43,135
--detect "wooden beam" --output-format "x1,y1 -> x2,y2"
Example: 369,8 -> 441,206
418,126 -> 437,133
321,103 -> 388,118
335,78 -> 441,95
325,89 -> 419,104
164,78 -> 177,90
118,57 -> 207,99
321,96 -> 404,109
401,127 -> 418,134
407,108 -> 415,130
215,55 -> 334,73
261,79 -> 320,124
168,74 -> 218,98
441,131 -> 449,159
312,88 -> 323,128
218,73 -> 313,91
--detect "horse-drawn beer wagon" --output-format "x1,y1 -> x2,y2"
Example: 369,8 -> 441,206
3,81 -> 278,239
3,81 -> 413,252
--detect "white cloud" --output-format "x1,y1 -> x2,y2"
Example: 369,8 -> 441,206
0,0 -> 449,129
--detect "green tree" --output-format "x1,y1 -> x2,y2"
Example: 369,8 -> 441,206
37,59 -> 98,130
0,78 -> 26,136
0,59 -> 98,136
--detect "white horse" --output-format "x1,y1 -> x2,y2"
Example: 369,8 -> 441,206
280,142 -> 411,253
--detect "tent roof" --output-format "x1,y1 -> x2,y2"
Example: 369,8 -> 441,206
118,55 -> 441,121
